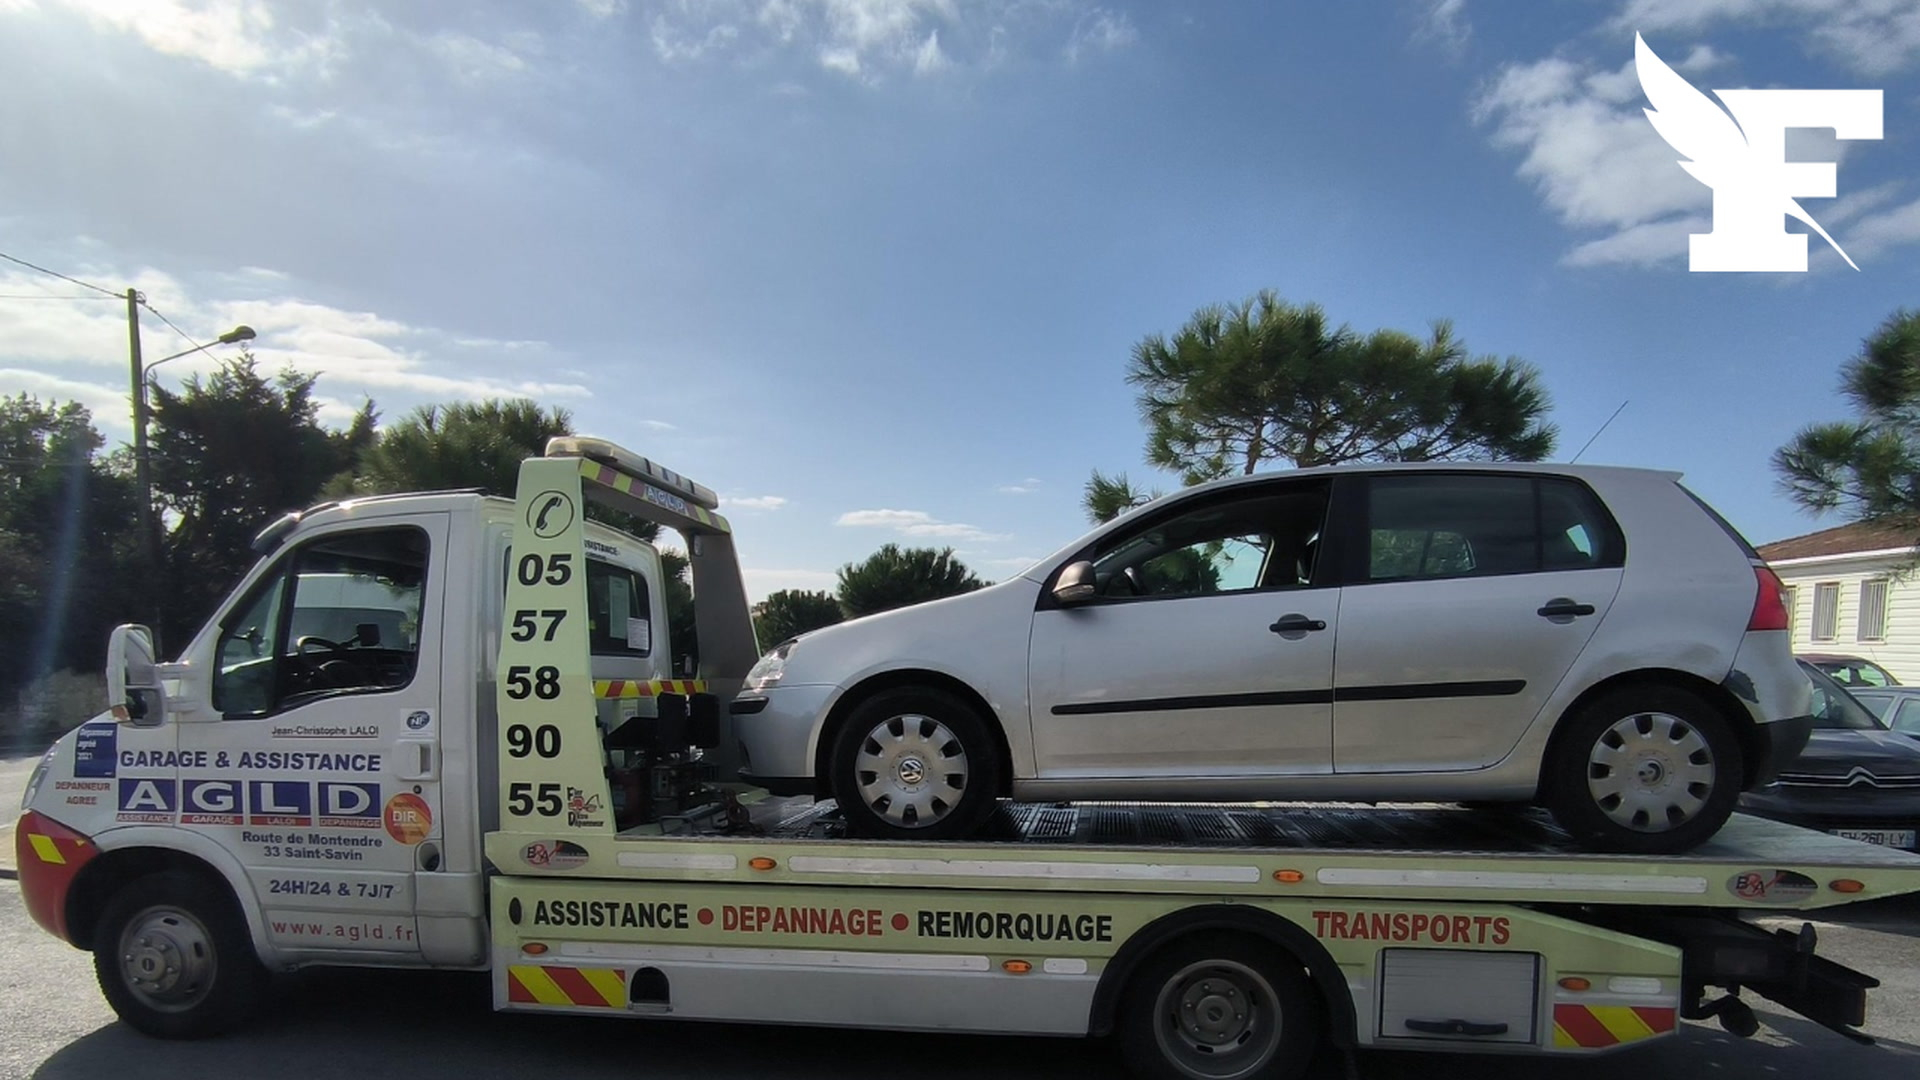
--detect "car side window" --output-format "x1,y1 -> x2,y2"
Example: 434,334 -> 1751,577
1364,474 -> 1618,583
1089,481 -> 1331,600
213,526 -> 429,718
1852,692 -> 1893,720
1894,698 -> 1920,735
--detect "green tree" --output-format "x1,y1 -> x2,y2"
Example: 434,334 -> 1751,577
1082,468 -> 1161,525
148,353 -> 377,646
0,396 -> 140,740
752,589 -> 844,645
1123,290 -> 1556,485
1775,309 -> 1920,531
335,399 -> 575,498
836,544 -> 987,619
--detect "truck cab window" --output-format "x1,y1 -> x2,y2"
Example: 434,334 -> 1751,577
588,559 -> 652,657
213,526 -> 430,717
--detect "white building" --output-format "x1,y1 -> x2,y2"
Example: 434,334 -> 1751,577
1758,521 -> 1920,683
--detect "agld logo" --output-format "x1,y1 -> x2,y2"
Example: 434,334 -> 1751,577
1636,33 -> 1882,272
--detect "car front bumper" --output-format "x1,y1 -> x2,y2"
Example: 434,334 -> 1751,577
730,683 -> 838,796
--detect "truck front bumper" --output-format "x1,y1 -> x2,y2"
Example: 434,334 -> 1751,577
15,811 -> 96,943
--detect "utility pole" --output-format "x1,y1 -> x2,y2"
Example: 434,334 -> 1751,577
125,287 -> 160,635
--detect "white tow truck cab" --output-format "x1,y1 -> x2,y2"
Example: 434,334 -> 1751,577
16,437 -> 1920,1080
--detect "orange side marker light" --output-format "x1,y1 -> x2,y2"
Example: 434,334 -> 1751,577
1003,960 -> 1032,975
749,857 -> 778,871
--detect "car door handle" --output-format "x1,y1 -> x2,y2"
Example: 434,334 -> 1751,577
1537,598 -> 1596,619
1269,614 -> 1327,634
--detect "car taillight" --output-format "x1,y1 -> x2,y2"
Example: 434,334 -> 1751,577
1749,564 -> 1789,632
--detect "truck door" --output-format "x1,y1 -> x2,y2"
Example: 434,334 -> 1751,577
175,514 -> 449,962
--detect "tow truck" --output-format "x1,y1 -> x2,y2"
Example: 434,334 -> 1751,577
15,437 -> 1920,1080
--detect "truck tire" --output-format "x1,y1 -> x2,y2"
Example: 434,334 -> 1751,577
828,686 -> 999,841
93,870 -> 266,1038
1118,932 -> 1320,1080
1543,684 -> 1743,855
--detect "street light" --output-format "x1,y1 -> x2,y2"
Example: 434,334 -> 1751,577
125,284 -> 256,634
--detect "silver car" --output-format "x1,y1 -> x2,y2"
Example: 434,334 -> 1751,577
735,463 -> 1814,853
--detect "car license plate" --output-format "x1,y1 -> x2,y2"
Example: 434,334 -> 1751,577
1830,828 -> 1919,849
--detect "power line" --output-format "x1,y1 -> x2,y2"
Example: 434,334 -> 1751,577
139,299 -> 217,360
0,250 -> 122,299
0,293 -> 120,300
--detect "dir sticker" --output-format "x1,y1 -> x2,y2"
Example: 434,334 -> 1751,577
1730,869 -> 1817,903
384,792 -> 433,844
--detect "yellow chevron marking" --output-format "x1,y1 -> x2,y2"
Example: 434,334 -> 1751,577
509,965 -> 572,1006
581,967 -> 628,1006
1552,1022 -> 1578,1048
28,832 -> 65,865
1590,1005 -> 1658,1043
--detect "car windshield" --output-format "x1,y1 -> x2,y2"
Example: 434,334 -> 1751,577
1799,663 -> 1890,731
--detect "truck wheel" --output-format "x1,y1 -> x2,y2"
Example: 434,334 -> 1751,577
93,870 -> 266,1038
1544,684 -> 1743,855
829,686 -> 999,841
1118,933 -> 1319,1080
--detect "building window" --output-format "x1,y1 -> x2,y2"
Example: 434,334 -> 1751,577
1859,579 -> 1890,642
1812,582 -> 1841,643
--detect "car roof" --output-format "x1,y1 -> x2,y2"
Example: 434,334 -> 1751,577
1167,460 -> 1682,501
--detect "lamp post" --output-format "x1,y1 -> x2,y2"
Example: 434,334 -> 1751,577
126,286 -> 255,633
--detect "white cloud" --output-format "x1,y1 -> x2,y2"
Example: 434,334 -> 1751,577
1415,0 -> 1470,57
996,477 -> 1042,494
1065,7 -> 1136,64
644,0 -> 1132,81
0,367 -> 132,435
1823,180 -> 1907,226
430,33 -> 527,82
726,494 -> 789,511
578,0 -> 626,18
0,259 -> 592,445
44,0 -> 338,78
913,28 -> 948,74
1844,194 -> 1920,261
837,507 -> 1008,542
1618,0 -> 1920,77
1561,215 -> 1707,268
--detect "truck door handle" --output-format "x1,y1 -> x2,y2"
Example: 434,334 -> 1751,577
1537,598 -> 1595,619
397,738 -> 436,781
1269,614 -> 1327,635
1403,1018 -> 1510,1037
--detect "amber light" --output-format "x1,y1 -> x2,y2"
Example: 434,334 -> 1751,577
1272,869 -> 1305,884
522,943 -> 549,955
1002,960 -> 1032,975
1830,879 -> 1865,894
1557,977 -> 1591,992
749,857 -> 778,871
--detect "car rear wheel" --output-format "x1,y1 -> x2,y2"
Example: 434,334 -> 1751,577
828,686 -> 1000,840
1545,684 -> 1744,855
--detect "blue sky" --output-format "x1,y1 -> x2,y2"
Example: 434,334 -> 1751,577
3,0 -> 1919,602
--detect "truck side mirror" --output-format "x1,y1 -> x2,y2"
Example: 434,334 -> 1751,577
1052,561 -> 1099,606
106,623 -> 166,728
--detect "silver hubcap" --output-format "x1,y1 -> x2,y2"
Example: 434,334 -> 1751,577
1587,711 -> 1717,832
1154,960 -> 1281,1079
118,905 -> 216,1012
854,713 -> 968,828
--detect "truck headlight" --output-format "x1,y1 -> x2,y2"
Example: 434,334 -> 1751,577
745,640 -> 797,691
21,743 -> 55,811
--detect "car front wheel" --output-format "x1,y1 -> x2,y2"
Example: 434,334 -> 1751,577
828,686 -> 1000,840
1544,685 -> 1744,855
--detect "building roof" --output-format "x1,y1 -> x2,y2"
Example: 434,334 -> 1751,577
1757,519 -> 1919,562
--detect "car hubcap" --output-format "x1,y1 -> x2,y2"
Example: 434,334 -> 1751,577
1154,960 -> 1281,1079
1587,711 -> 1716,832
854,713 -> 968,828
118,905 -> 216,1012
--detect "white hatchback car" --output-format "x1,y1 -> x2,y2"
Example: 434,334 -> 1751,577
733,464 -> 1813,853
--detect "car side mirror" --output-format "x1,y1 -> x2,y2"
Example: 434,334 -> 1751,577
1053,561 -> 1098,606
106,623 -> 165,728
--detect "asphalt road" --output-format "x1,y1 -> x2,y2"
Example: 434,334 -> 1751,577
3,873 -> 1918,1080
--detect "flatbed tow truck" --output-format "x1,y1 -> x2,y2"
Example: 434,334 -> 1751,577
15,437 -> 1920,1080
